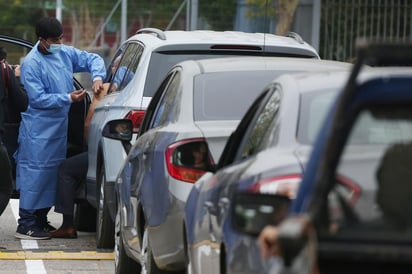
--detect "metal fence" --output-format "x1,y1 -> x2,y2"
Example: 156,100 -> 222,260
320,0 -> 412,62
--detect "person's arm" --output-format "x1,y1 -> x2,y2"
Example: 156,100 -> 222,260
8,65 -> 28,113
68,46 -> 106,95
258,225 -> 280,258
84,83 -> 110,142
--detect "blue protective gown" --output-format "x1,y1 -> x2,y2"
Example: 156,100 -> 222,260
15,41 -> 106,210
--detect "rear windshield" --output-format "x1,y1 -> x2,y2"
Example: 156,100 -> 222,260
144,51 -> 312,98
193,71 -> 282,121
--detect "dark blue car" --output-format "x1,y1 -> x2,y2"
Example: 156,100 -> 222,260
261,42 -> 412,274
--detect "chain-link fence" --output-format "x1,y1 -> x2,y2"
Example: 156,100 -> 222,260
320,0 -> 412,62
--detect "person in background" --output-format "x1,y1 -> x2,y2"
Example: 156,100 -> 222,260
51,81 -> 110,239
0,47 -> 28,217
14,17 -> 106,240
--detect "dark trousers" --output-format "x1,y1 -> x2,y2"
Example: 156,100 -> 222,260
0,142 -> 12,216
54,152 -> 88,215
18,207 -> 51,228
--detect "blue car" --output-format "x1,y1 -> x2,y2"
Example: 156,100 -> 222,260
247,42 -> 412,274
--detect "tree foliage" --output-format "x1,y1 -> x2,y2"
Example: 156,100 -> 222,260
245,0 -> 299,35
199,0 -> 237,30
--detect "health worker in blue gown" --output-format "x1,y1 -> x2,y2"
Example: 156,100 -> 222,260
13,17 -> 106,240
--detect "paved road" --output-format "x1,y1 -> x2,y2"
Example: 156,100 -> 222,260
0,199 -> 114,274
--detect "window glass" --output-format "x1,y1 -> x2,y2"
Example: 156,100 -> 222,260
144,52 -> 292,98
297,89 -> 339,144
193,71 -> 282,121
106,45 -> 125,84
109,43 -> 142,93
238,88 -> 281,160
151,72 -> 182,128
325,105 -> 412,241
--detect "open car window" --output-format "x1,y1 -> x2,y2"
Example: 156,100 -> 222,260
322,105 -> 412,241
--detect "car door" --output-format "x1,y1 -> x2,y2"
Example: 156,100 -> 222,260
0,35 -> 88,195
121,69 -> 179,242
189,88 -> 275,270
276,43 -> 412,274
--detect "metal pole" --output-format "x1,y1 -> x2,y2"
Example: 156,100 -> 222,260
121,0 -> 128,43
186,0 -> 191,30
166,0 -> 187,30
311,0 -> 321,51
190,0 -> 198,30
56,0 -> 62,22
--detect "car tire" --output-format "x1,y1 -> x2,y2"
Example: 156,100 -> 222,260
96,162 -> 115,249
115,207 -> 140,274
74,200 -> 96,232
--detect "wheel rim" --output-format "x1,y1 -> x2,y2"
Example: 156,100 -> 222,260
140,228 -> 148,274
97,169 -> 105,239
114,207 -> 121,270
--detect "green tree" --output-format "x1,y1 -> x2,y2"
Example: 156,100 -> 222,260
245,0 -> 299,35
199,0 -> 237,30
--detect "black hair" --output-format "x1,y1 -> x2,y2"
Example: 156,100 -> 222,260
35,17 -> 63,39
0,47 -> 7,60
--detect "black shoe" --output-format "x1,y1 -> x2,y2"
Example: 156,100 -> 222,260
42,222 -> 56,232
15,225 -> 51,240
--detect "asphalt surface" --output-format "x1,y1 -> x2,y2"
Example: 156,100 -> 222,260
0,199 -> 115,274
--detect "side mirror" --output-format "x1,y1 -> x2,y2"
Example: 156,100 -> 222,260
232,192 -> 291,237
102,119 -> 133,142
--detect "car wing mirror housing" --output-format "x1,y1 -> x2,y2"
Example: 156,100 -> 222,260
102,119 -> 133,142
232,192 -> 291,237
277,214 -> 313,267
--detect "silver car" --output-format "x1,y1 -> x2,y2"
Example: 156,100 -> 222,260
184,68 -> 354,274
85,28 -> 320,248
112,57 -> 351,274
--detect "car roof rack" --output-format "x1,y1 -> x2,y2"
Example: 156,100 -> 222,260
136,28 -> 166,40
284,32 -> 304,44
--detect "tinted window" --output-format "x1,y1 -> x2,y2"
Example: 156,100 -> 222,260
151,71 -> 182,128
238,87 -> 281,159
144,52 -> 269,98
193,71 -> 281,121
109,43 -> 142,93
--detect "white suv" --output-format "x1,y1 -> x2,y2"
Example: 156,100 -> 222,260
85,28 -> 319,248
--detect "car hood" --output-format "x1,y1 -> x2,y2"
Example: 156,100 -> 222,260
195,120 -> 240,163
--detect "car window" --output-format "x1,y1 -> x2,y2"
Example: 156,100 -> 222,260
323,105 -> 412,241
151,70 -> 182,128
193,71 -> 280,121
297,89 -> 339,144
144,52 -> 279,98
237,86 -> 281,160
107,42 -> 142,93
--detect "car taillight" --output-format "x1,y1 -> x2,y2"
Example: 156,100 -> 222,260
248,174 -> 301,198
165,138 -> 215,184
124,110 -> 145,133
